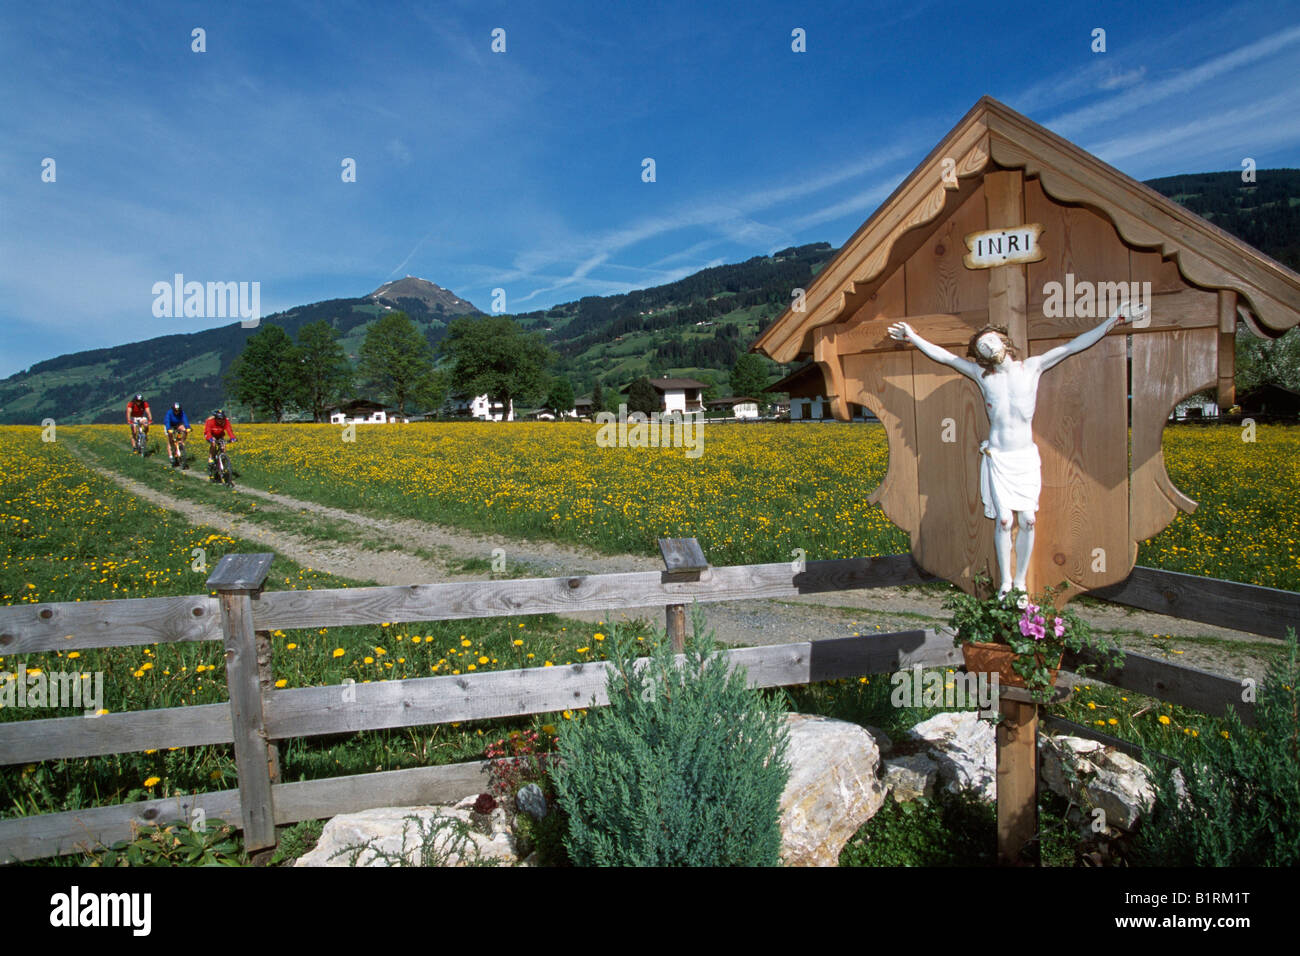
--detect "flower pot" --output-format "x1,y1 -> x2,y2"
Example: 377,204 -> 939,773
961,640 -> 1062,691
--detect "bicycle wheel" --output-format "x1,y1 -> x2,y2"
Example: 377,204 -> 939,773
220,453 -> 234,485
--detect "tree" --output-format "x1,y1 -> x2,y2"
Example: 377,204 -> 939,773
730,352 -> 772,401
545,377 -> 575,416
415,367 -> 451,416
440,316 -> 552,415
358,311 -> 434,417
1236,325 -> 1300,394
591,382 -> 605,415
294,321 -> 352,422
627,377 -> 659,415
227,324 -> 301,423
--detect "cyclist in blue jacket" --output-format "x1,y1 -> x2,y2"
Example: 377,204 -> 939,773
163,402 -> 191,468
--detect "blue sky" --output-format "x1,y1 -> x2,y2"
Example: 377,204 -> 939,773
2,0 -> 1298,376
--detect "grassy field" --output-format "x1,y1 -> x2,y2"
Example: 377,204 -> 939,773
1,423 -> 1291,865
0,426 -> 644,854
66,420 -> 1300,590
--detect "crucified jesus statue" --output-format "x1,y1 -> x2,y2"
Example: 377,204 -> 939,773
888,301 -> 1146,597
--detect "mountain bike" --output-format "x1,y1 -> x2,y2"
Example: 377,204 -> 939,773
210,436 -> 235,486
167,428 -> 190,468
132,417 -> 150,456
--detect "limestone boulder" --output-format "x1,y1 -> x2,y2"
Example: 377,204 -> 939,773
295,799 -> 518,867
1038,735 -> 1156,831
778,713 -> 886,866
908,711 -> 997,802
883,753 -> 939,802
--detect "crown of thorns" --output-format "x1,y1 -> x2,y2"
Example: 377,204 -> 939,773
967,325 -> 1017,363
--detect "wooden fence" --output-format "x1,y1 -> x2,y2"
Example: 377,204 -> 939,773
1,547 -> 1295,863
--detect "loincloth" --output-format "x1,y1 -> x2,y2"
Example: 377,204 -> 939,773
979,441 -> 1041,519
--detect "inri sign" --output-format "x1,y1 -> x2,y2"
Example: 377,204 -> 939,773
963,223 -> 1044,270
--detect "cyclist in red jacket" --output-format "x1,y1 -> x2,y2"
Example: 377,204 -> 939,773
125,394 -> 152,453
204,409 -> 237,481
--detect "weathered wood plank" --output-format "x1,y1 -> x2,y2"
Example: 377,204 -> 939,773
1065,646 -> 1258,727
984,169 -> 1028,351
0,762 -> 492,863
1030,334 -> 1129,594
251,555 -> 933,631
1041,716 -> 1178,766
0,702 -> 232,765
263,642 -> 815,739
658,538 -> 708,572
997,697 -> 1037,865
218,589 -> 276,850
0,594 -> 222,654
0,789 -> 243,864
807,628 -> 961,680
1090,566 -> 1299,641
1129,328 -> 1218,541
206,553 -> 274,592
270,762 -> 492,826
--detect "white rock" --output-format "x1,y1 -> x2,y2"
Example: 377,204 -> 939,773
908,711 -> 996,802
883,754 -> 938,802
1037,735 -> 1156,832
778,713 -> 886,866
295,804 -> 518,867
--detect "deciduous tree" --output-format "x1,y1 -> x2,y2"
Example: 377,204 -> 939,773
227,324 -> 301,423
358,311 -> 434,416
440,316 -> 552,414
294,320 -> 352,422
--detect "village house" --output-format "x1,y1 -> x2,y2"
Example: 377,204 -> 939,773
624,376 -> 708,414
327,399 -> 399,425
705,396 -> 762,420
442,394 -> 515,421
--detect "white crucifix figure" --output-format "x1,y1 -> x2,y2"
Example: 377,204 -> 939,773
888,301 -> 1147,597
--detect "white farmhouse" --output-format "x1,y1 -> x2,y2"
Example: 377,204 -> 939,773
625,377 -> 707,415
327,399 -> 396,425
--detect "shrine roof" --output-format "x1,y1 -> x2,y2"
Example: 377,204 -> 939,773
752,96 -> 1300,364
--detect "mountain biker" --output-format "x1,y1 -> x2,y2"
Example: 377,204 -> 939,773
163,402 -> 191,468
125,394 -> 152,453
204,409 -> 237,481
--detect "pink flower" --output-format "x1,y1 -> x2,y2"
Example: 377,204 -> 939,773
1053,617 -> 1065,638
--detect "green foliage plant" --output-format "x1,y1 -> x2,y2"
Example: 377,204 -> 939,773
1131,629 -> 1300,866
88,818 -> 243,867
944,577 -> 1122,704
552,613 -> 790,866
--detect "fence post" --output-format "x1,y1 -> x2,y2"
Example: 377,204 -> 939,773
658,538 -> 709,652
207,553 -> 277,852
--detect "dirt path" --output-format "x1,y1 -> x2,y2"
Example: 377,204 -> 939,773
68,439 -> 1283,683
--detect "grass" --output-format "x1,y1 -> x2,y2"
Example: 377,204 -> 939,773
62,421 -> 1300,591
0,426 -> 655,864
2,423 -> 1290,865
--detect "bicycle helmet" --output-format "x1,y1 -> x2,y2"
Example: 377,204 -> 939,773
134,394 -> 144,403
213,408 -> 226,421
172,402 -> 182,413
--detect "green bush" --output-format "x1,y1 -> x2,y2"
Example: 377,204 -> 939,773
1131,629 -> 1300,866
553,615 -> 790,866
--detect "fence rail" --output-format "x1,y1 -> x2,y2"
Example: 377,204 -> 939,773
1,549 -> 1294,863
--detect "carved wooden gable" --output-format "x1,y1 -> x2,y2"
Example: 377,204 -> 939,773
754,97 -> 1300,599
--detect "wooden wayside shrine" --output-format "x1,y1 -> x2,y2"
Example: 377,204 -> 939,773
754,96 -> 1300,602
753,96 -> 1300,864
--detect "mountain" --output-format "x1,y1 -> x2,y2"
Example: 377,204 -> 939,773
2,171 -> 1297,424
369,277 -> 479,316
0,278 -> 481,424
